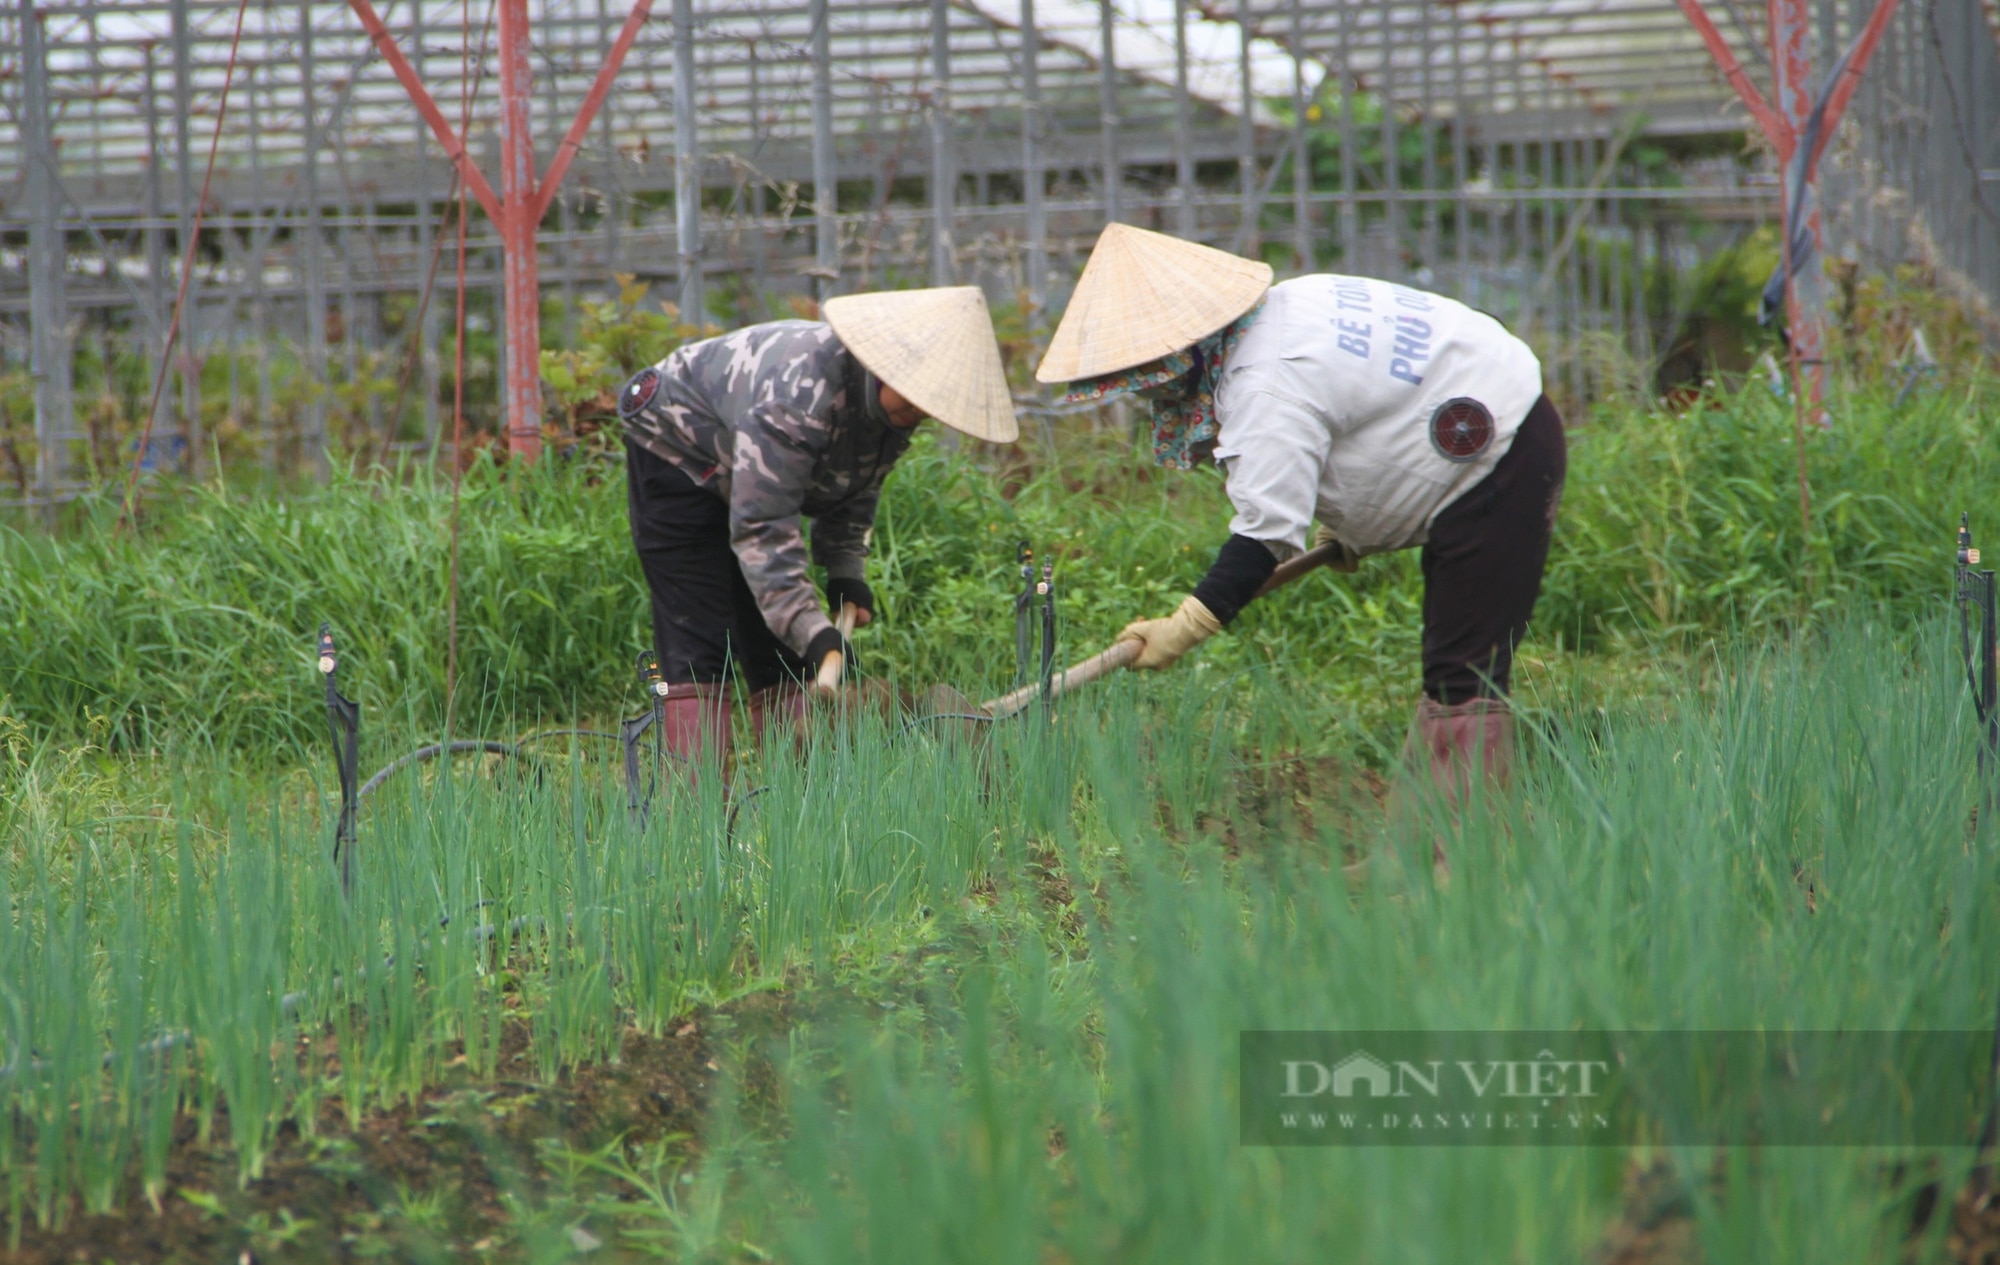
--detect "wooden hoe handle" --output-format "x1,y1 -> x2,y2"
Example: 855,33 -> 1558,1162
975,539 -> 1351,719
982,638 -> 1142,721
1256,537 -> 1352,597
813,603 -> 861,694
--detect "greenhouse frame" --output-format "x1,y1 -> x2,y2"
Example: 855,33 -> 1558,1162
2,0 -> 1996,503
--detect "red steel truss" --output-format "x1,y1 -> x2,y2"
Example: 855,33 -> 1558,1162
1675,0 -> 1903,422
347,0 -> 655,461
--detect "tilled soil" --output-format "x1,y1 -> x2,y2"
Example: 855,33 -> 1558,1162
1590,1156 -> 2000,1265
1590,1160 -> 1701,1265
1951,1179 -> 2000,1263
7,992 -> 790,1264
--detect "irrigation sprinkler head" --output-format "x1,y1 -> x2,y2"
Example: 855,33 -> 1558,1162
1958,514 -> 1989,600
317,623 -> 338,676
636,650 -> 668,697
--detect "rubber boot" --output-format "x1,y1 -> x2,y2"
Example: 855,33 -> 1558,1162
660,682 -> 731,779
1397,695 -> 1515,882
747,682 -> 809,755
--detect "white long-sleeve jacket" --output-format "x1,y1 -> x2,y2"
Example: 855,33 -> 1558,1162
1211,275 -> 1543,557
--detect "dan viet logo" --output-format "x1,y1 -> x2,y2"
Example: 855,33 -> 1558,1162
1270,1046 -> 1614,1138
1284,1048 -> 1613,1100
1239,1029 -> 1991,1147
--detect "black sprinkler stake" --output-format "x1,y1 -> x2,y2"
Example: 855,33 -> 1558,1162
1039,558 -> 1057,714
1961,516 -> 2000,1195
319,622 -> 361,893
1015,541 -> 1036,687
1955,513 -> 1998,784
621,651 -> 669,827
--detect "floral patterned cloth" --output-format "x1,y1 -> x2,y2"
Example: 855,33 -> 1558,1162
1057,301 -> 1266,468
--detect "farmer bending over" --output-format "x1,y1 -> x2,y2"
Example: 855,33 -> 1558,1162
1038,224 -> 1566,824
617,287 -> 1018,768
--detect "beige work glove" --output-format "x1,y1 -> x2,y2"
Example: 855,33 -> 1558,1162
1312,524 -> 1363,573
1118,596 -> 1224,671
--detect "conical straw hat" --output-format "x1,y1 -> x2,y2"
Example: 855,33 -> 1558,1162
824,287 -> 1020,443
1035,223 -> 1274,384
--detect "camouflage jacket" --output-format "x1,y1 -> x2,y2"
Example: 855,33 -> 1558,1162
617,321 -> 912,655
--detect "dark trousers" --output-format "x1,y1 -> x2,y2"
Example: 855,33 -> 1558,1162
626,440 -> 808,690
1420,395 -> 1568,704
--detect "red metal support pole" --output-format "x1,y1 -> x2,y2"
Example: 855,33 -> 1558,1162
1769,0 -> 1829,422
1674,0 -> 1786,147
348,0 -> 503,221
536,0 -> 655,222
1808,0 -> 1904,172
348,0 -> 652,462
1672,0 -> 1903,538
1679,0 -> 1901,430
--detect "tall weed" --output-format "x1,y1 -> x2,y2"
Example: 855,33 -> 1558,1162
0,377 -> 1992,751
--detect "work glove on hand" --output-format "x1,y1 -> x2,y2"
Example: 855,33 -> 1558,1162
805,624 -> 858,677
1118,595 -> 1223,671
824,576 -> 875,628
1311,524 -> 1363,574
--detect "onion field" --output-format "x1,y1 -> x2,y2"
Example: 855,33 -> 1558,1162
6,378 -> 2000,1262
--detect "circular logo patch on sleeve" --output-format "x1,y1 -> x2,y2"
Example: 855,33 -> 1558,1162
1429,397 -> 1495,462
619,367 -> 661,419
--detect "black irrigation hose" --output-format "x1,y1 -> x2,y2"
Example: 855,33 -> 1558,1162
518,728 -> 625,747
356,726 -> 757,845
726,784 -> 770,846
356,728 -> 664,801
358,740 -> 524,800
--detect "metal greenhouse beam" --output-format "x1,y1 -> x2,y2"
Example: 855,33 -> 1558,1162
170,0 -> 203,477
21,0 -> 73,510
1173,0 -> 1194,237
671,0 -> 702,324
1098,0 -> 1120,224
1022,0 -> 1046,324
810,0 -> 836,297
347,0 -> 655,461
930,0 -> 956,284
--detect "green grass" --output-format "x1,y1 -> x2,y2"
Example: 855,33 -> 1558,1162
1,375 -> 1992,754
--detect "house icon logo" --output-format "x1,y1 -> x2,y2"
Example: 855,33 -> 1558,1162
1331,1051 -> 1393,1098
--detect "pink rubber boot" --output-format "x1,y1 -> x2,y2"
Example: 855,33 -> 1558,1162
659,682 -> 731,777
1401,696 -> 1515,879
747,683 -> 809,754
